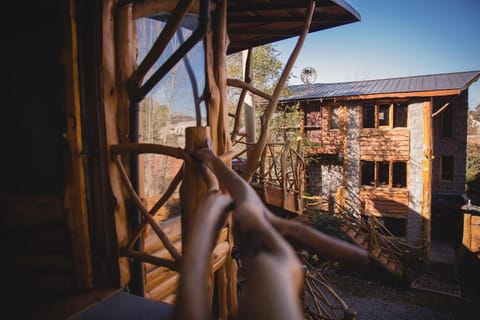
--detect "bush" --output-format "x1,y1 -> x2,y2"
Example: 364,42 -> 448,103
307,212 -> 348,268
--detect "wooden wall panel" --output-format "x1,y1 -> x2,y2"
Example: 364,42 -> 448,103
359,128 -> 409,161
0,195 -> 75,293
304,104 -> 344,155
360,189 -> 409,218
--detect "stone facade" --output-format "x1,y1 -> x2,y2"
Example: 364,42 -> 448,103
346,105 -> 360,206
407,102 -> 424,246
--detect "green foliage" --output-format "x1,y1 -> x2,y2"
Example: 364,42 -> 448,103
226,44 -> 283,94
270,103 -> 301,143
307,212 -> 347,267
310,212 -> 347,241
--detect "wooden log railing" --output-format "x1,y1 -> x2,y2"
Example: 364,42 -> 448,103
230,138 -> 305,215
258,140 -> 305,214
111,143 -> 189,271
334,187 -> 421,278
179,146 -> 370,320
112,142 -> 370,319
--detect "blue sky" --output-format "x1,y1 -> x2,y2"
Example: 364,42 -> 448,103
276,0 -> 480,109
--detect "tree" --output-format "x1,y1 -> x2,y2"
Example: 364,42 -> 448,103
227,44 -> 283,94
468,104 -> 480,135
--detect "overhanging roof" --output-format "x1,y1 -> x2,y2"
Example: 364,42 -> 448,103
281,70 -> 480,102
134,1 -> 360,54
227,0 -> 360,54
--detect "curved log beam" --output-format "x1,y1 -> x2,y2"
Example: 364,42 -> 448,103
191,147 -> 370,320
193,147 -> 370,268
227,78 -> 273,101
241,0 -> 316,181
111,143 -> 190,161
174,192 -> 233,320
113,155 -> 182,262
129,0 -> 195,87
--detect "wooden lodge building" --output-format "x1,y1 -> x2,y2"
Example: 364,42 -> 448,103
280,70 -> 480,262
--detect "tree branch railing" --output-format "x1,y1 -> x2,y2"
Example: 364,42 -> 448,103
176,146 -> 370,320
111,143 -> 189,270
334,187 -> 422,277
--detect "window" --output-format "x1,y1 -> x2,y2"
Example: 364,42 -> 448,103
361,160 -> 407,188
441,106 -> 453,137
363,104 -> 375,128
377,162 -> 390,186
361,161 -> 375,186
441,156 -> 454,180
330,105 -> 340,129
362,102 -> 408,129
392,162 -> 407,188
393,102 -> 408,127
378,104 -> 390,127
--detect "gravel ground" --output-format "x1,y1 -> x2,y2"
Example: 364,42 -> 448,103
321,269 -> 479,320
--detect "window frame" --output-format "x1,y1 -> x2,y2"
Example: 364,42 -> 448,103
360,160 -> 408,189
362,101 -> 408,129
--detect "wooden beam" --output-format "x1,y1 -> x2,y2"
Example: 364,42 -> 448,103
102,0 -> 130,287
62,0 -> 93,290
242,0 -> 316,181
421,100 -> 433,262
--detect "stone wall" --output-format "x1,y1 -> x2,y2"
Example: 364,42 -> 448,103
407,102 -> 424,246
346,105 -> 360,206
306,161 -> 342,196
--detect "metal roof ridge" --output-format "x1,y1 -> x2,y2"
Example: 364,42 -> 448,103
289,70 -> 480,87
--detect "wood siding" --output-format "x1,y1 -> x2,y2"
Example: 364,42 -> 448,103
360,189 -> 409,218
359,128 -> 410,161
0,195 -> 74,293
304,104 -> 344,154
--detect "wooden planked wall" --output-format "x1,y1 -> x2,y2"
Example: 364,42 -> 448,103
359,189 -> 409,218
359,128 -> 410,161
303,104 -> 344,155
0,195 -> 74,293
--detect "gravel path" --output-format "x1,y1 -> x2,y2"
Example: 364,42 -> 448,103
321,269 -> 479,320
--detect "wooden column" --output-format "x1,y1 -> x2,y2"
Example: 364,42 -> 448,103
421,100 -> 433,261
180,127 -> 210,244
102,0 -> 131,286
62,0 -> 93,290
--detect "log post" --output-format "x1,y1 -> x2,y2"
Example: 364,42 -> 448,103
102,0 -> 131,287
463,213 -> 472,251
180,127 -> 210,245
421,100 -> 433,262
62,0 -> 93,290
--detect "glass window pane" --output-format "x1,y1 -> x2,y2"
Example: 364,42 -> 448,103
361,161 -> 375,186
136,15 -> 206,199
378,161 -> 389,186
378,104 -> 390,126
393,102 -> 408,127
392,162 -> 407,188
363,104 -> 375,128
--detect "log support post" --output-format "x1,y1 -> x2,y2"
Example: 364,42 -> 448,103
420,100 -> 433,262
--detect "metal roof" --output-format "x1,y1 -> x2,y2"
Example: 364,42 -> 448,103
281,70 -> 480,102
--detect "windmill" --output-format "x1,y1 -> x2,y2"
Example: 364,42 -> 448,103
300,66 -> 317,84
